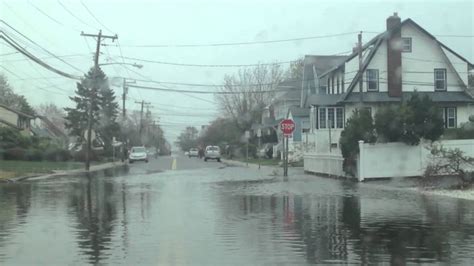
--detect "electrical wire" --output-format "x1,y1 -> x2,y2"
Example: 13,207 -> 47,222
0,20 -> 85,73
116,55 -> 296,67
57,0 -> 99,31
119,31 -> 361,48
80,0 -> 115,34
0,32 -> 81,80
28,0 -> 72,29
127,84 -> 295,95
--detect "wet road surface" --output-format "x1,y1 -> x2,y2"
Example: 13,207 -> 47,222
1,154 -> 474,265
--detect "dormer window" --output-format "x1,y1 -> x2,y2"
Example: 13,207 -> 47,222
402,37 -> 412,52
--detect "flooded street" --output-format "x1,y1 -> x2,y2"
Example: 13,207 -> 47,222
1,156 -> 474,265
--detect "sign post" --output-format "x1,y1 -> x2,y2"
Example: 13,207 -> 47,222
245,130 -> 250,167
257,129 -> 262,170
280,119 -> 295,179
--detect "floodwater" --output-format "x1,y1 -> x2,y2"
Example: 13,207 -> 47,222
1,165 -> 473,265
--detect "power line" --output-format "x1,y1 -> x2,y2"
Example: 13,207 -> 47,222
57,0 -> 98,31
114,55 -> 296,67
0,53 -> 91,63
118,31 -> 361,48
0,65 -> 70,96
80,0 -> 114,34
28,0 -> 71,29
0,20 -> 85,73
128,84 -> 295,94
0,32 -> 81,80
0,51 -> 19,56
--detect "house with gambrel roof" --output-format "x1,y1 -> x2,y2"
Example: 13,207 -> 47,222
304,13 -> 474,153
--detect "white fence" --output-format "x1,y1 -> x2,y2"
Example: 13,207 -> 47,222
304,153 -> 346,177
358,139 -> 474,181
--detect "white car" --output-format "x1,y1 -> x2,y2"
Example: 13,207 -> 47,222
204,146 -> 221,162
188,148 -> 199,157
129,146 -> 149,163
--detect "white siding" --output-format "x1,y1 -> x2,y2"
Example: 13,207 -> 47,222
0,106 -> 19,126
401,23 -> 464,92
441,46 -> 469,86
344,56 -> 359,91
365,40 -> 388,92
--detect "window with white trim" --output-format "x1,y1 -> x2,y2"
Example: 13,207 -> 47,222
336,74 -> 340,94
442,107 -> 457,128
319,108 -> 326,128
434,69 -> 447,91
402,37 -> 412,52
318,107 -> 344,129
366,69 -> 379,91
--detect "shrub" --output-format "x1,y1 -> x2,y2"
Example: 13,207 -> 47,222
402,93 -> 444,144
340,108 -> 376,160
3,148 -> 27,160
424,146 -> 474,187
374,93 -> 444,145
72,149 -> 99,162
374,105 -> 404,142
25,149 -> 44,161
44,148 -> 71,161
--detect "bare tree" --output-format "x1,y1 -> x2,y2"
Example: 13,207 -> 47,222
216,64 -> 283,130
36,103 -> 67,132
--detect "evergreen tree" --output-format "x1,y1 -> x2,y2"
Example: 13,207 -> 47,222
97,85 -> 120,154
64,67 -> 105,142
0,74 -> 35,115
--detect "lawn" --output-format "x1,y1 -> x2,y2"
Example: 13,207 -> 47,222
0,160 -> 84,179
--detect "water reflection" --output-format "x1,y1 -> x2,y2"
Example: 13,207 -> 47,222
68,176 -> 118,264
212,179 -> 474,265
0,183 -> 32,259
0,170 -> 473,265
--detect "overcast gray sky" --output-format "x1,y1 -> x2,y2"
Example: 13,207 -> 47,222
1,0 -> 472,142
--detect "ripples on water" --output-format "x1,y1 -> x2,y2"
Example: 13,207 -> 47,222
0,168 -> 473,265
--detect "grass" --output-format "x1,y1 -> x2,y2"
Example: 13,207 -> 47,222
0,160 -> 84,179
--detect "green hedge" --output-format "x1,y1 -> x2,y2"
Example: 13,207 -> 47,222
0,147 -> 71,161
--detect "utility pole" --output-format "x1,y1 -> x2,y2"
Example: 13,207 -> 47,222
121,79 -> 136,119
135,100 -> 151,143
358,31 -> 363,103
81,30 -> 117,171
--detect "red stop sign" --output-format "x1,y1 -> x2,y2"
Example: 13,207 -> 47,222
280,119 -> 295,135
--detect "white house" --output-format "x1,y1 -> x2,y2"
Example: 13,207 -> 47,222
0,103 -> 33,135
304,13 -> 474,178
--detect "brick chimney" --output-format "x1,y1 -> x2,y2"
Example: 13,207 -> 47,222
386,12 -> 402,97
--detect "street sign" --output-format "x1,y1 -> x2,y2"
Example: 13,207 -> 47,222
257,129 -> 262,138
280,119 -> 295,136
245,130 -> 250,139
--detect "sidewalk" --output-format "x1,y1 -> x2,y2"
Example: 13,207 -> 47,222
3,162 -> 128,182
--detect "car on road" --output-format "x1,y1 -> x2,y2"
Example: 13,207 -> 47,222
188,148 -> 199,158
204,146 -> 221,162
129,146 -> 149,163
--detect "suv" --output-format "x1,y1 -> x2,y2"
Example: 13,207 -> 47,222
204,146 -> 221,162
129,146 -> 149,163
188,148 -> 199,157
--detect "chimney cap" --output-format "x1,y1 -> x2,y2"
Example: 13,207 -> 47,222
393,12 -> 398,17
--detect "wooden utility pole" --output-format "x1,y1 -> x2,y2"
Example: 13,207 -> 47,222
135,100 -> 151,141
358,31 -> 363,103
121,79 -> 136,119
81,30 -> 117,170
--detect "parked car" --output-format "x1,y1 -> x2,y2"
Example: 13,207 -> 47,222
129,146 -> 148,163
188,148 -> 199,157
204,145 -> 221,162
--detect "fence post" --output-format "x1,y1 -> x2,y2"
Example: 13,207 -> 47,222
358,140 -> 365,182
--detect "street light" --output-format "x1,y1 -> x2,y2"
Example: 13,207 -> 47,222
99,62 -> 143,69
